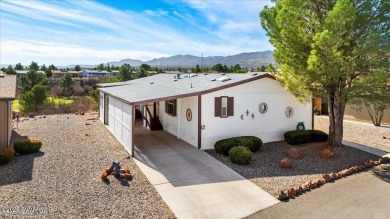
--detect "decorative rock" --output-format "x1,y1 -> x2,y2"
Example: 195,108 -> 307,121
302,181 -> 312,190
101,171 -> 108,182
329,172 -> 338,180
274,190 -> 288,200
288,147 -> 303,159
321,149 -> 335,159
317,179 -> 326,185
106,165 -> 114,175
287,187 -> 296,197
322,173 -> 332,182
338,169 -> 350,177
295,185 -> 304,194
279,158 -> 292,168
80,112 -> 85,115
124,167 -> 131,174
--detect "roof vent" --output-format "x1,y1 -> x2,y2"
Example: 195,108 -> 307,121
176,74 -> 181,79
174,79 -> 178,82
217,76 -> 231,82
204,73 -> 208,75
190,74 -> 198,77
185,76 -> 189,78
251,73 -> 258,76
211,79 -> 216,82
221,73 -> 226,75
150,82 -> 154,84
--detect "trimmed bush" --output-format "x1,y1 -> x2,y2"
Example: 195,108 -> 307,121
0,147 -> 15,165
13,139 -> 42,154
229,146 -> 252,165
215,138 -> 240,156
214,136 -> 263,155
284,130 -> 329,145
307,130 -> 328,142
284,130 -> 311,145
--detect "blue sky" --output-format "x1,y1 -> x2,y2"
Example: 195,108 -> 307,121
0,0 -> 274,66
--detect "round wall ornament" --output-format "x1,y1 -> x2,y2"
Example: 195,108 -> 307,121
285,106 -> 294,118
259,102 -> 268,114
186,108 -> 192,122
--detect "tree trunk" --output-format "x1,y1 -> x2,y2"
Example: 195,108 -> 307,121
327,88 -> 346,147
326,89 -> 336,146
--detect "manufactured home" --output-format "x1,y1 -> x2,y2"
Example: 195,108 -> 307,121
98,73 -> 312,156
0,74 -> 17,147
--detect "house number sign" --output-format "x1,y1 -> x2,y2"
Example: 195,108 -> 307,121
186,108 -> 192,122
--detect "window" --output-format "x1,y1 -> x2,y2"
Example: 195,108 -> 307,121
215,96 -> 234,118
165,99 -> 177,116
221,97 -> 228,118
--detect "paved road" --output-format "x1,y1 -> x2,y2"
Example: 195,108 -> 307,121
248,163 -> 390,219
133,125 -> 279,219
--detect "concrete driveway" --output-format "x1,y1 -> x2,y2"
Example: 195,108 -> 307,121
133,125 -> 279,219
248,162 -> 390,219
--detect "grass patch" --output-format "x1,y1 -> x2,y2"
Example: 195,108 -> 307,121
12,97 -> 74,112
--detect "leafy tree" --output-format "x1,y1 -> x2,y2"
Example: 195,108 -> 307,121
20,85 -> 48,112
59,73 -> 74,97
105,76 -> 121,83
212,63 -> 224,73
96,63 -> 105,70
257,65 -> 267,72
260,0 -> 389,147
40,64 -> 47,71
74,65 -> 81,71
14,63 -> 23,70
6,65 -> 16,74
28,61 -> 39,71
195,64 -> 201,73
18,70 -> 49,94
117,64 -> 133,81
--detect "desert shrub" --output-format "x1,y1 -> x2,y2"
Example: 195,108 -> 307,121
214,138 -> 240,156
284,130 -> 311,145
229,146 -> 252,165
307,130 -> 328,142
0,147 -> 15,165
240,136 -> 263,152
284,130 -> 329,145
215,136 -> 263,155
89,89 -> 99,102
13,139 -> 42,154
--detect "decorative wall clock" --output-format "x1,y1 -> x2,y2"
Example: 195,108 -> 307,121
259,102 -> 268,114
186,108 -> 192,122
285,106 -> 294,118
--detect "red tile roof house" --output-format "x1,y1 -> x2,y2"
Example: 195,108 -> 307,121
98,72 -> 313,156
0,73 -> 17,147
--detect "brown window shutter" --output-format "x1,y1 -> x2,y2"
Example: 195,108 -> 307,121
214,97 -> 221,117
227,97 -> 234,116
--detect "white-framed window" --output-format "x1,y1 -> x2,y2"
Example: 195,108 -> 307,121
221,97 -> 228,118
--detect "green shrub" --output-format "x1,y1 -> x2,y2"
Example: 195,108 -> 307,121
215,138 -> 240,156
229,146 -> 252,165
284,130 -> 328,145
13,139 -> 42,154
240,136 -> 263,152
0,147 -> 15,165
284,130 -> 311,145
214,136 -> 263,155
307,130 -> 328,142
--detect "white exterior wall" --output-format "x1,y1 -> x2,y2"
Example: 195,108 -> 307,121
107,96 -> 133,156
201,78 -> 312,150
158,97 -> 198,147
99,91 -> 104,122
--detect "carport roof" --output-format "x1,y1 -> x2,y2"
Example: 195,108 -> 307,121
98,72 -> 274,105
0,74 -> 17,100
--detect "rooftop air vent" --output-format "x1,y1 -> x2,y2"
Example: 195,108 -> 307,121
217,76 -> 231,82
190,74 -> 198,77
204,73 -> 208,75
211,79 -> 216,82
150,82 -> 154,84
221,73 -> 226,75
174,79 -> 178,82
251,73 -> 258,76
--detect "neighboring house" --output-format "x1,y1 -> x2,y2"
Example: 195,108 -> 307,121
52,70 -> 81,78
0,74 -> 17,147
81,70 -> 116,78
98,73 -> 312,156
15,70 -> 45,75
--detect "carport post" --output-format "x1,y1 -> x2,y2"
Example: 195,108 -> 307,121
132,104 -> 135,157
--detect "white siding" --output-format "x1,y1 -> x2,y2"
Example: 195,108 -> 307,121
201,78 -> 312,150
179,96 -> 198,147
160,101 -> 179,137
108,96 -> 133,156
99,91 -> 104,122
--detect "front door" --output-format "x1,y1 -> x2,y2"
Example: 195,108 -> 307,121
104,94 -> 109,125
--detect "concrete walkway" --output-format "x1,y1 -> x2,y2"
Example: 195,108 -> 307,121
133,125 -> 279,219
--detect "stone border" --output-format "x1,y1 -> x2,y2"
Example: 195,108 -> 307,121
275,157 -> 390,200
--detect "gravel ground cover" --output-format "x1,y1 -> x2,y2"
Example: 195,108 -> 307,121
315,115 -> 390,153
0,113 -> 175,218
206,141 -> 379,195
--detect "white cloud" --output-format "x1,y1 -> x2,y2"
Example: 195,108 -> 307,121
144,9 -> 169,16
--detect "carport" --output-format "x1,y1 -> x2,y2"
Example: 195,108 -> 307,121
132,122 -> 279,219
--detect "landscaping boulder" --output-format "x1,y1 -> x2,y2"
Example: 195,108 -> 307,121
321,149 -> 335,159
274,190 -> 288,200
288,147 -> 303,159
279,158 -> 292,168
322,173 -> 332,182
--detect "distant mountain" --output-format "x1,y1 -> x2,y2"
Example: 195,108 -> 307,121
1,51 -> 275,69
145,51 -> 275,68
